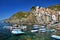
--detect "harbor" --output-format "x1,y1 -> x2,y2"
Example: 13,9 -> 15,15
0,22 -> 60,40
0,22 -> 53,40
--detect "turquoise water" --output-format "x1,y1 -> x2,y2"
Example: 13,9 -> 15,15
0,22 -> 53,40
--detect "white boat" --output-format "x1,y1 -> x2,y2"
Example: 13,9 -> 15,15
33,25 -> 39,29
39,28 -> 46,30
20,25 -> 27,30
39,28 -> 46,32
51,35 -> 60,39
11,29 -> 24,34
33,25 -> 39,27
40,26 -> 45,28
31,30 -> 38,32
50,29 -> 55,32
31,27 -> 39,33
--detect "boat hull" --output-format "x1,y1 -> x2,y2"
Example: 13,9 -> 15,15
51,35 -> 60,40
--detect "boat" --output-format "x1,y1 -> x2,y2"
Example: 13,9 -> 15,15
50,29 -> 55,32
33,25 -> 39,27
40,26 -> 45,28
31,28 -> 38,33
33,25 -> 39,29
39,26 -> 46,32
39,28 -> 46,32
11,29 -> 24,34
31,30 -> 38,32
20,25 -> 27,30
30,25 -> 39,33
51,35 -> 60,39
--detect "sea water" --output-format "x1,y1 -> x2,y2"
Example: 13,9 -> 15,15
0,22 -> 53,40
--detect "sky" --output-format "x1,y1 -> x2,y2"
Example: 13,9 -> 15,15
0,0 -> 60,20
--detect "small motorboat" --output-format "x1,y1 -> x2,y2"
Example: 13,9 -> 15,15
33,25 -> 39,27
50,29 -> 55,32
31,30 -> 38,33
31,28 -> 38,33
51,35 -> 60,39
40,26 -> 45,28
33,25 -> 39,29
39,28 -> 46,32
11,29 -> 24,34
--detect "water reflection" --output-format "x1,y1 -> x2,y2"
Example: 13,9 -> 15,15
0,28 -> 54,40
6,31 -> 53,40
0,23 -> 54,40
0,29 -> 54,40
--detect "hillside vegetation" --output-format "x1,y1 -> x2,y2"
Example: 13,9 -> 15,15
10,12 -> 30,19
48,4 -> 60,10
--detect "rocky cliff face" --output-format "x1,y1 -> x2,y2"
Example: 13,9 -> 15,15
5,4 -> 60,24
